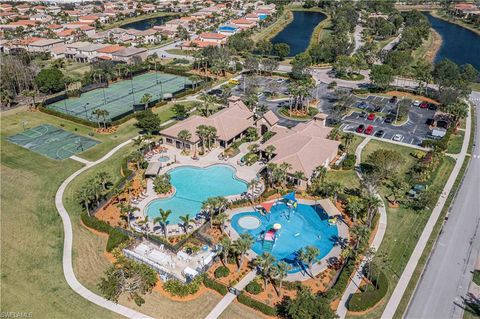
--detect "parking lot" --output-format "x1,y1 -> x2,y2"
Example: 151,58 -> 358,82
340,96 -> 437,146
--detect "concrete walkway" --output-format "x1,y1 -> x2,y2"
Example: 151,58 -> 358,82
336,137 -> 388,318
55,139 -> 153,319
204,270 -> 257,319
381,104 -> 472,318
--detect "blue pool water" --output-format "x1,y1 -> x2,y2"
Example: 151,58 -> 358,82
146,165 -> 247,224
231,203 -> 338,273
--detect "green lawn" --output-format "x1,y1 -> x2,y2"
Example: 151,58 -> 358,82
347,140 -> 456,319
166,49 -> 194,56
447,130 -> 465,154
0,111 -> 121,318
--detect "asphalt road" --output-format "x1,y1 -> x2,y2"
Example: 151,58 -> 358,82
405,92 -> 480,319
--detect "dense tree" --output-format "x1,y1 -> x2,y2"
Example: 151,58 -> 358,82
370,64 -> 395,89
290,53 -> 312,80
35,67 -> 65,94
273,43 -> 290,60
367,149 -> 405,180
280,287 -> 337,319
135,110 -> 161,133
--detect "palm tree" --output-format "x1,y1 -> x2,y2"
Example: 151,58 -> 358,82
179,214 -> 193,233
213,211 -> 228,233
92,109 -> 104,128
205,125 -> 217,150
351,224 -> 369,252
233,233 -> 254,271
264,145 -> 276,161
117,202 -> 140,229
132,136 -> 145,152
140,93 -> 152,110
363,194 -> 382,229
219,236 -> 232,266
77,186 -> 94,216
254,253 -> 276,290
153,209 -> 171,238
297,246 -> 319,278
346,196 -> 364,223
273,261 -> 292,296
129,151 -> 144,171
24,89 -> 39,110
248,179 -> 259,198
177,129 -> 192,153
328,127 -> 342,141
313,166 -> 327,185
95,171 -> 112,191
196,124 -> 209,154
342,133 -> 355,154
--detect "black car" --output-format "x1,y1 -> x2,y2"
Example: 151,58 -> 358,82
359,111 -> 367,118
384,116 -> 394,124
428,103 -> 438,111
374,130 -> 385,137
207,89 -> 223,96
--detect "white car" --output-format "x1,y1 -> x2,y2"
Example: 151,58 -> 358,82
412,100 -> 421,107
276,78 -> 284,83
392,134 -> 403,142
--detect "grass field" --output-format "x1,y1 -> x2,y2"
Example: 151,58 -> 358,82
345,140 -> 455,319
447,130 -> 465,154
0,111 -> 121,318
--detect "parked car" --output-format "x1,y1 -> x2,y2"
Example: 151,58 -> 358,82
357,101 -> 368,109
428,103 -> 438,111
420,102 -> 429,109
356,124 -> 365,133
228,79 -> 240,85
412,100 -> 421,107
390,96 -> 398,104
276,78 -> 284,83
367,113 -> 376,120
359,111 -> 367,118
365,125 -> 374,135
392,134 -> 403,141
208,89 -> 223,96
374,129 -> 384,137
384,116 -> 394,124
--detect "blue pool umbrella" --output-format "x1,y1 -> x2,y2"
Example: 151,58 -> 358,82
283,192 -> 296,202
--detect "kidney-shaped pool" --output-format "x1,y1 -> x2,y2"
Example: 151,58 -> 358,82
146,165 -> 247,224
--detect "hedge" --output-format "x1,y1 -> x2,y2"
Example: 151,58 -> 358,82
214,266 -> 230,278
346,271 -> 388,312
245,280 -> 263,295
81,213 -> 129,252
203,276 -> 228,296
237,293 -> 277,316
163,277 -> 202,297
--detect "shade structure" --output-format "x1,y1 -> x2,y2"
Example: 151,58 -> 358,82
283,192 -> 296,202
260,201 -> 275,213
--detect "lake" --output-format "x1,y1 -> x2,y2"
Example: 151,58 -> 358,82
424,12 -> 480,70
121,15 -> 177,31
271,10 -> 326,57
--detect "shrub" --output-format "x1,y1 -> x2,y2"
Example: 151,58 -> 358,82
328,81 -> 337,89
308,107 -> 319,117
153,173 -> 172,194
243,153 -> 259,166
342,154 -> 356,170
346,271 -> 388,311
203,276 -> 228,295
214,266 -> 230,278
163,277 -> 202,297
245,280 -> 263,295
261,131 -> 276,143
237,293 -> 277,316
106,229 -> 130,252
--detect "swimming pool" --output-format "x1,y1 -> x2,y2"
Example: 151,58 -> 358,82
230,203 -> 338,273
158,156 -> 170,163
146,165 -> 247,224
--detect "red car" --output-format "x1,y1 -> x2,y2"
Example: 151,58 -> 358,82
365,125 -> 374,135
367,113 -> 376,120
356,124 -> 365,133
420,102 -> 428,109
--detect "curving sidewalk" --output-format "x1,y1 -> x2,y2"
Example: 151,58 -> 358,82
56,139 -> 153,319
336,137 -> 388,318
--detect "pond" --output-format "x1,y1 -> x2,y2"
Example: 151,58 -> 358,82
424,12 -> 480,70
271,10 -> 326,57
121,15 -> 177,31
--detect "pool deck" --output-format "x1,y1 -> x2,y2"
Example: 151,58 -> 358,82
131,144 -> 264,231
225,198 -> 349,282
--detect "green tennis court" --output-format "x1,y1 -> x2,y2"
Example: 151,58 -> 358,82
47,72 -> 192,122
7,124 -> 100,160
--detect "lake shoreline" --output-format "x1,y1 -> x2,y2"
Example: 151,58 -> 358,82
429,10 -> 480,36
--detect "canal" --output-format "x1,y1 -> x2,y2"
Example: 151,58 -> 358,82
271,10 -> 326,57
424,12 -> 480,70
121,15 -> 177,31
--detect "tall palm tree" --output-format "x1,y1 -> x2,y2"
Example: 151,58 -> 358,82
205,125 -> 217,150
92,109 -> 104,129
313,166 -> 328,185
177,129 -> 192,153
363,194 -> 382,229
77,186 -> 94,216
153,209 -> 171,238
233,233 -> 254,271
264,145 -> 276,161
95,171 -> 112,191
273,261 -> 292,296
117,202 -> 140,230
140,93 -> 152,110
351,224 -> 369,252
132,136 -> 145,152
213,211 -> 228,233
342,133 -> 355,154
297,246 -> 319,278
219,236 -> 232,266
179,214 -> 193,233
346,196 -> 364,223
254,253 -> 276,290
196,124 -> 209,154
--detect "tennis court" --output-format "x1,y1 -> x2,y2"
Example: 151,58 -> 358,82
7,124 -> 100,160
47,72 -> 192,122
